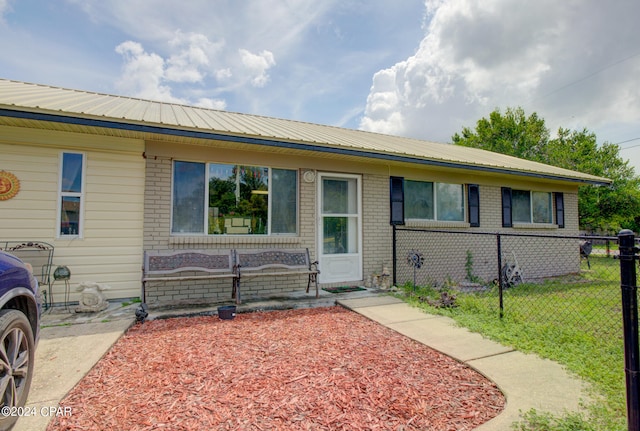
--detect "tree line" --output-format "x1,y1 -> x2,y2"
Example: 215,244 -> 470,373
452,107 -> 640,234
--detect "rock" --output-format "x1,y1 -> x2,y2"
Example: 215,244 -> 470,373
75,281 -> 110,313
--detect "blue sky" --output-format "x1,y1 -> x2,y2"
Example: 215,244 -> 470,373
2,0 -> 640,174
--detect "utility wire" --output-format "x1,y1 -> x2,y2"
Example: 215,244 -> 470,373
532,50 -> 640,102
614,137 -> 640,146
620,143 -> 640,151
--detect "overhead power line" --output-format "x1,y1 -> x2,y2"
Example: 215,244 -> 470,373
620,143 -> 640,151
614,137 -> 640,146
534,50 -> 640,102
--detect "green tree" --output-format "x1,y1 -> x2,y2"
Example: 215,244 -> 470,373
452,107 -> 549,161
453,107 -> 640,233
546,128 -> 640,233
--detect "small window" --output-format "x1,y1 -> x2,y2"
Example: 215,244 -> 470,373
405,180 -> 465,222
58,152 -> 85,237
510,189 -> 553,224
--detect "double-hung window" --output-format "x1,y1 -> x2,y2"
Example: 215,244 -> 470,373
404,180 -> 465,222
172,161 -> 298,235
58,152 -> 85,237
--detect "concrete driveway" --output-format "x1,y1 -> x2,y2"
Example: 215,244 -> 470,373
13,305 -> 135,431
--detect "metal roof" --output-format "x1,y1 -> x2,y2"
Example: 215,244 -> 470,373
0,78 -> 610,185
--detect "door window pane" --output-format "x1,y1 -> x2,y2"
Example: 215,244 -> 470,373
322,178 -> 356,214
322,217 -> 358,254
323,217 -> 348,254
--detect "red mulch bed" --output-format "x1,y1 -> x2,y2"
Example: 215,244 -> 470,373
48,307 -> 504,431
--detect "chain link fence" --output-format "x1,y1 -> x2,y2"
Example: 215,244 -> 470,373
393,227 -> 623,338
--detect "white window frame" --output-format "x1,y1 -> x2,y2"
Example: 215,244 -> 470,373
57,151 -> 86,239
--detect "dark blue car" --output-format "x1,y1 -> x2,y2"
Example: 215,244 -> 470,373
0,251 -> 41,430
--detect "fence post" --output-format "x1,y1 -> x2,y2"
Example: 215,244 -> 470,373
392,225 -> 397,287
619,229 -> 640,431
497,233 -> 504,319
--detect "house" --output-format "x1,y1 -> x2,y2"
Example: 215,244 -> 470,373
0,79 -> 610,307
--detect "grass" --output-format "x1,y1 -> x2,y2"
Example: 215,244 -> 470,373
121,297 -> 142,307
397,255 -> 627,431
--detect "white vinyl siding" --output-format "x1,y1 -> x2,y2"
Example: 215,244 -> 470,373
0,129 -> 145,302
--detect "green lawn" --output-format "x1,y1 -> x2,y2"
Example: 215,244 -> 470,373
397,255 -> 627,430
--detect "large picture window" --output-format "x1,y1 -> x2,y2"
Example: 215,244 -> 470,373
58,152 -> 84,237
172,161 -> 298,235
405,180 -> 465,222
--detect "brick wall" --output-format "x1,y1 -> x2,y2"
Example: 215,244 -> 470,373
394,184 -> 582,287
143,155 -> 582,306
362,173 -> 393,284
143,158 -> 318,307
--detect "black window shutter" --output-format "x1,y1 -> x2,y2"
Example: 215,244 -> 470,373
501,187 -> 512,227
468,184 -> 480,227
555,192 -> 565,228
389,176 -> 405,225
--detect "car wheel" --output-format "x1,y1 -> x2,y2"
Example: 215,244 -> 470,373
0,310 -> 35,431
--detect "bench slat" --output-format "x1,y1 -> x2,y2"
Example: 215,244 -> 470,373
234,248 -> 319,304
142,249 -> 236,303
235,249 -> 310,271
144,250 -> 234,274
142,274 -> 236,282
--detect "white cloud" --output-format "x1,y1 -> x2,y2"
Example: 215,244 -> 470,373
114,41 -> 181,103
194,97 -> 226,110
239,49 -> 276,87
165,31 -> 220,83
359,68 -> 406,135
113,37 -> 279,105
0,0 -> 12,23
360,0 -> 640,149
0,0 -> 9,14
215,68 -> 232,81
115,34 -> 230,107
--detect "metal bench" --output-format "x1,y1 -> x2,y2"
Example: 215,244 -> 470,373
141,249 -> 236,303
233,248 -> 319,304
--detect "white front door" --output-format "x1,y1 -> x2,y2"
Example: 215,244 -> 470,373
317,173 -> 362,284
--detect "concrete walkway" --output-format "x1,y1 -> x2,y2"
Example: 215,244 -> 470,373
337,295 -> 591,430
18,292 -> 590,430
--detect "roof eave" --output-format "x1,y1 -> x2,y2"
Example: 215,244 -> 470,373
0,107 -> 612,186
